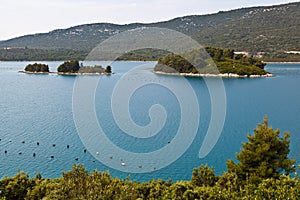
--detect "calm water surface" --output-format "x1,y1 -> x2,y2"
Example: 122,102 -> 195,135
0,61 -> 299,181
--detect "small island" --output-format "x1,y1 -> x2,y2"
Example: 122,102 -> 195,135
20,60 -> 113,75
23,63 -> 50,74
154,47 -> 272,78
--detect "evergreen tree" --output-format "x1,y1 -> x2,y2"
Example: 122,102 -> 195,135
105,65 -> 112,73
191,165 -> 216,187
227,116 -> 295,183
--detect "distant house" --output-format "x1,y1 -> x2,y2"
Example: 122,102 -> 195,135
234,51 -> 249,56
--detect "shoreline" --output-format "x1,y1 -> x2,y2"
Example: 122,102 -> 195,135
153,71 -> 274,78
265,62 -> 300,64
18,71 -> 114,75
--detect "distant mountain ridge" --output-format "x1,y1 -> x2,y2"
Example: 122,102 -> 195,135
0,2 -> 299,61
0,8 -> 256,50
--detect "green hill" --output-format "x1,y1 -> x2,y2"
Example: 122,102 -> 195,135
0,2 -> 299,61
192,3 -> 300,61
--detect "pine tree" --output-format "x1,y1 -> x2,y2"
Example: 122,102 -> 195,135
227,116 -> 295,183
191,165 -> 216,187
105,65 -> 112,73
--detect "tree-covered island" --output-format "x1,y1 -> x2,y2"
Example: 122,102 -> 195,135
154,47 -> 272,77
21,60 -> 113,75
57,60 -> 80,73
24,63 -> 49,73
58,60 -> 113,75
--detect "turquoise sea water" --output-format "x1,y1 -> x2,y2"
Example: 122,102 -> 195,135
0,61 -> 299,181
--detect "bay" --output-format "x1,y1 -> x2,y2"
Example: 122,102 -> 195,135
0,61 -> 299,182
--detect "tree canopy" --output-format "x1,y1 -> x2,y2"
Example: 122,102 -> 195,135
154,47 -> 269,76
105,65 -> 112,73
24,63 -> 49,73
57,60 -> 80,73
156,54 -> 197,73
78,65 -> 106,73
227,116 -> 295,184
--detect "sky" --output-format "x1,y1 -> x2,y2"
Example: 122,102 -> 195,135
0,0 -> 299,40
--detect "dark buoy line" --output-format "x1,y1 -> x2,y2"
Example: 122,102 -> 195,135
2,140 -> 97,164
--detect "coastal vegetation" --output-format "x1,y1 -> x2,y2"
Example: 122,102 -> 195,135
155,54 -> 196,73
22,60 -> 112,75
3,47 -> 300,63
78,65 -> 111,74
226,117 -> 295,183
0,117 -> 298,199
24,63 -> 49,73
57,60 -> 80,73
105,65 -> 112,73
78,65 -> 105,73
0,48 -> 87,61
57,61 -> 112,74
154,47 -> 269,76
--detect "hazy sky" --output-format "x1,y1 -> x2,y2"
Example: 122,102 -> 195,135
0,0 -> 299,40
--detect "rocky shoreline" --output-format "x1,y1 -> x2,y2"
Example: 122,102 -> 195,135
19,71 -> 114,75
153,71 -> 273,78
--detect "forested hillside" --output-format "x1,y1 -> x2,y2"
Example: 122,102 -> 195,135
0,2 -> 299,61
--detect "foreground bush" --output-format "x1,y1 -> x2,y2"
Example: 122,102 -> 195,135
0,165 -> 299,200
